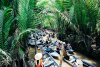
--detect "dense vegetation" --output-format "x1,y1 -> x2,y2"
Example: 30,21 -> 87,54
0,0 -> 100,66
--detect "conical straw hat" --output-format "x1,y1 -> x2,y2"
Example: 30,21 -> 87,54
35,53 -> 42,60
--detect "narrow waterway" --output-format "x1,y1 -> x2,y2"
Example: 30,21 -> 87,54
28,30 -> 100,67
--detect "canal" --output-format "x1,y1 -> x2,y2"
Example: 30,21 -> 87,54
28,30 -> 100,67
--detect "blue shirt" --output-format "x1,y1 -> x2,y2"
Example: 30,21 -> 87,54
46,48 -> 50,51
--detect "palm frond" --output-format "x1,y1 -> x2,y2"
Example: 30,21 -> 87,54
0,7 -> 14,49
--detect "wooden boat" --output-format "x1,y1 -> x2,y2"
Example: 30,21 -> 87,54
66,49 -> 74,54
36,46 -> 59,67
37,44 -> 60,59
42,52 -> 59,67
49,51 -> 60,59
63,54 -> 96,67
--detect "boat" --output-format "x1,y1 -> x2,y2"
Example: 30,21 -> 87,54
49,51 -> 60,59
42,52 -> 59,67
63,54 -> 96,67
28,39 -> 41,46
36,46 -> 59,67
66,49 -> 74,54
37,44 -> 60,59
28,36 -> 42,46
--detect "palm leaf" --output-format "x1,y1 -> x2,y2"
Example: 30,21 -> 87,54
0,10 -> 4,48
0,7 -> 14,49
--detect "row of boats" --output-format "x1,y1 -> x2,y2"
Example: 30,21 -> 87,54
28,30 -> 96,67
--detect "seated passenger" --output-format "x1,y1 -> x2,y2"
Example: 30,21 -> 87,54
58,42 -> 61,49
46,46 -> 50,53
46,40 -> 48,44
49,34 -> 51,37
52,40 -> 56,45
64,44 -> 68,50
52,33 -> 55,38
36,36 -> 38,40
67,43 -> 71,50
56,47 -> 60,54
63,51 -> 70,60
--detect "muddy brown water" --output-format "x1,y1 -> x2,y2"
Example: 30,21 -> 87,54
28,30 -> 100,67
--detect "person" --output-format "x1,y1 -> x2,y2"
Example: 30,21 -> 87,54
56,47 -> 60,54
52,40 -> 56,46
40,40 -> 43,44
36,36 -> 38,40
73,60 -> 78,67
35,53 -> 43,67
46,46 -> 50,53
33,34 -> 35,38
58,42 -> 61,49
45,31 -> 48,34
49,33 -> 51,37
73,59 -> 83,67
63,51 -> 70,60
52,33 -> 55,38
64,44 -> 68,50
67,43 -> 71,50
46,40 -> 48,44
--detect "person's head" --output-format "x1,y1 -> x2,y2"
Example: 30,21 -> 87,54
57,47 -> 59,50
46,40 -> 48,44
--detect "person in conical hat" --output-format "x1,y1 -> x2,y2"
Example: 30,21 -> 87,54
35,53 -> 43,67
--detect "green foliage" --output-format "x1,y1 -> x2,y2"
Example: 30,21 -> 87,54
18,0 -> 29,31
64,0 -> 99,34
0,0 -> 100,65
0,0 -> 13,7
0,48 -> 12,66
35,0 -> 100,36
0,7 -> 14,49
18,0 -> 42,31
19,46 -> 24,59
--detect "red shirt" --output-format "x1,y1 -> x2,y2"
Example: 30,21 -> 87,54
36,65 -> 42,67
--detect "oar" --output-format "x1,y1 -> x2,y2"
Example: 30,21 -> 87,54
59,44 -> 64,67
